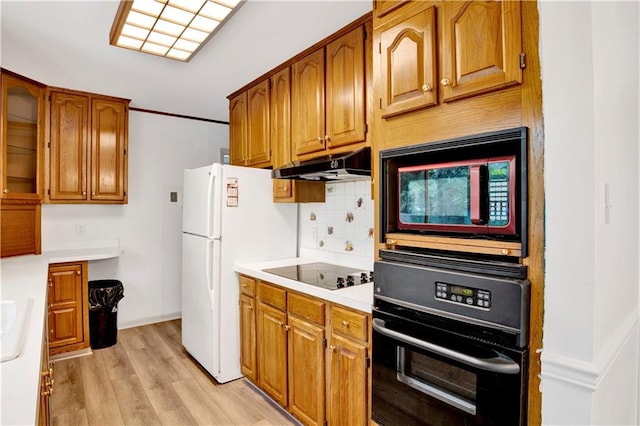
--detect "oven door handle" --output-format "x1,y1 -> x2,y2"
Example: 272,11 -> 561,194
372,318 -> 520,374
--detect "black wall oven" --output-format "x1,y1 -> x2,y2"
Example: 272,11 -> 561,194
372,254 -> 530,426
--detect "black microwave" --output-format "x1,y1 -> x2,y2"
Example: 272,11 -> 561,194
380,127 -> 528,255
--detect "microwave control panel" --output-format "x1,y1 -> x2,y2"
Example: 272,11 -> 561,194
435,282 -> 491,309
487,160 -> 511,226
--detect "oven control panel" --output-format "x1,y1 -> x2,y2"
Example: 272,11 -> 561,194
435,282 -> 491,309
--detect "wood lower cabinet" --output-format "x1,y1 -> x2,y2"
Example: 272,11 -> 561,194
47,88 -> 129,204
0,199 -> 41,257
47,261 -> 89,355
37,310 -> 53,426
239,275 -> 370,425
327,305 -> 370,426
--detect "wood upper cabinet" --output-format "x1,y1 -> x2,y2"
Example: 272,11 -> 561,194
47,88 -> 129,204
47,261 -> 89,355
378,4 -> 438,118
229,81 -> 271,168
375,0 -> 523,118
229,91 -> 247,166
440,0 -> 523,102
1,71 -> 45,200
292,25 -> 367,158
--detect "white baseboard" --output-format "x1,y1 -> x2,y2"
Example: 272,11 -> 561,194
118,312 -> 181,330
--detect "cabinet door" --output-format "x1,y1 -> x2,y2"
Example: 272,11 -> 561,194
374,0 -> 410,19
440,0 -> 523,102
325,26 -> 366,149
270,68 -> 291,169
49,91 -> 89,201
288,316 -> 325,426
1,72 -> 44,199
48,263 -> 86,351
91,98 -> 127,202
246,80 -> 271,167
229,92 -> 247,166
291,48 -> 325,156
257,302 -> 288,407
378,5 -> 437,118
328,334 -> 367,426
239,293 -> 257,383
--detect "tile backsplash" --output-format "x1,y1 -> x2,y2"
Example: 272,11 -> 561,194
298,180 -> 374,265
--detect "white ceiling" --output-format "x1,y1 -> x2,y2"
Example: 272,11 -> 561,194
0,0 -> 371,122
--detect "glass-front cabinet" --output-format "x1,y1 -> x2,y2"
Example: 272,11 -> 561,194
1,71 -> 45,200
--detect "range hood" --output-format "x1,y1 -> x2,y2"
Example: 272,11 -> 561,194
271,147 -> 371,181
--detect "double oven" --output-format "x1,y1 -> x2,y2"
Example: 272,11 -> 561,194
372,128 -> 530,425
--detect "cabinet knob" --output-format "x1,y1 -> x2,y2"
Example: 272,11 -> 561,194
241,283 -> 247,287
277,320 -> 283,327
77,270 -> 81,275
341,320 -> 350,328
283,325 -> 290,332
318,137 -> 323,143
324,135 -> 330,142
440,78 -> 451,86
82,191 -> 86,196
329,345 -> 336,352
247,305 -> 253,310
2,188 -> 8,194
92,192 -> 96,196
422,84 -> 432,92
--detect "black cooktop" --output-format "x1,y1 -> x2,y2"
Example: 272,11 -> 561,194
263,262 -> 373,290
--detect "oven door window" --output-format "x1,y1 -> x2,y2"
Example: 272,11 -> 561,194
397,346 -> 477,415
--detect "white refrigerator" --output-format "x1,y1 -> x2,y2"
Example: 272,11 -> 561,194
181,164 -> 297,383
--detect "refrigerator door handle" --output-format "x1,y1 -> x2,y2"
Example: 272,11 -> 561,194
206,166 -> 216,238
206,239 -> 216,310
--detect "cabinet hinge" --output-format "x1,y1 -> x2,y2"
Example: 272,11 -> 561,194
47,142 -> 51,148
366,356 -> 371,369
323,420 -> 328,426
363,26 -> 367,40
378,42 -> 381,54
365,123 -> 368,134
124,149 -> 127,155
379,98 -> 382,109
124,191 -> 127,196
519,52 -> 526,69
323,337 -> 327,348
47,189 -> 50,195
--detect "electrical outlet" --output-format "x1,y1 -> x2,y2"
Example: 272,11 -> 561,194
75,224 -> 86,236
170,191 -> 178,202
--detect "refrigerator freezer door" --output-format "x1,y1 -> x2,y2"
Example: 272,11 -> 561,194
183,164 -> 221,238
181,233 -> 218,377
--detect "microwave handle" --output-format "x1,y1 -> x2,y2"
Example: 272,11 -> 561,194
372,318 -> 520,374
470,165 -> 484,224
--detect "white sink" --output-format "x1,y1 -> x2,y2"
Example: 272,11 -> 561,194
1,298 -> 32,362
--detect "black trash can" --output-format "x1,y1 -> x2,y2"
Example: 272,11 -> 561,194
88,279 -> 124,349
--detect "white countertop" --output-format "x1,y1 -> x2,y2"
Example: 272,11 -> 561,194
0,242 -> 122,426
234,257 -> 374,313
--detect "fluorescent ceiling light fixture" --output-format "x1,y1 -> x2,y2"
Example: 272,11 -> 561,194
110,0 -> 243,62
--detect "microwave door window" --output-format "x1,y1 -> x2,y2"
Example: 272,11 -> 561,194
399,167 -> 473,227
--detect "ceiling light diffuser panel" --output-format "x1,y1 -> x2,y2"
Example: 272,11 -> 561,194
110,0 -> 243,61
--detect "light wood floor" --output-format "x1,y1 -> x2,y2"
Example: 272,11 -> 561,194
50,319 -> 297,426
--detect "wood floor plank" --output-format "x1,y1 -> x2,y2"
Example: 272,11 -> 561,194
50,319 -> 298,426
171,378 -> 234,425
78,350 -> 126,425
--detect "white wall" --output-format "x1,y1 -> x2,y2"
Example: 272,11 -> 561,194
539,1 -> 640,424
42,112 -> 227,327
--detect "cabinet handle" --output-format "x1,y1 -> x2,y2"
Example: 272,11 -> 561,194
2,188 -> 8,194
440,78 -> 451,86
422,84 -> 432,92
341,320 -> 350,328
329,345 -> 336,352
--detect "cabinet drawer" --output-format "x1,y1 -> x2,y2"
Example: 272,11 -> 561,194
288,292 -> 325,325
239,275 -> 256,297
332,305 -> 368,342
257,281 -> 286,311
